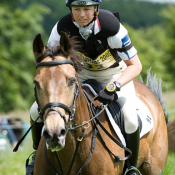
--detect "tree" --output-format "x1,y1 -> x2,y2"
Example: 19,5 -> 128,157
161,5 -> 175,89
101,0 -> 167,29
0,2 -> 50,112
124,23 -> 172,89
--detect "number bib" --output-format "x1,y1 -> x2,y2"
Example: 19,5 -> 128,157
78,49 -> 116,71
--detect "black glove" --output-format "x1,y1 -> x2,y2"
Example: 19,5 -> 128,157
98,88 -> 118,105
97,81 -> 120,105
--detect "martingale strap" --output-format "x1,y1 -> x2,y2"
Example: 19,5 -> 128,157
44,126 -> 97,175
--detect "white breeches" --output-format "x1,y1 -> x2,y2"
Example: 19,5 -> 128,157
78,61 -> 138,134
30,61 -> 138,134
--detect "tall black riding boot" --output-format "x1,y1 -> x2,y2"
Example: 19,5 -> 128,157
124,126 -> 141,175
26,118 -> 43,175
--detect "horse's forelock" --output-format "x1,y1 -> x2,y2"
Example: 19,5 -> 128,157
37,37 -> 83,72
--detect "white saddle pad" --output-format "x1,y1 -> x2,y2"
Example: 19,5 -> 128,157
82,84 -> 154,147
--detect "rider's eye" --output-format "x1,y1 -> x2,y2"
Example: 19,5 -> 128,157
68,77 -> 76,86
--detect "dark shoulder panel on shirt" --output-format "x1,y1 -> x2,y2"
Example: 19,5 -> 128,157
57,13 -> 79,36
97,9 -> 120,38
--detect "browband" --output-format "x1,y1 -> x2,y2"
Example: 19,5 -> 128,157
36,60 -> 74,69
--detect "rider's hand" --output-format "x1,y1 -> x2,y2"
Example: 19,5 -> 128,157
97,82 -> 120,105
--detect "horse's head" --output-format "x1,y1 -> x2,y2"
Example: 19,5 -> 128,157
33,32 -> 82,152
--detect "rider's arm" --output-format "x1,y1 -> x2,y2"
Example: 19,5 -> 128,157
117,55 -> 142,86
107,23 -> 142,86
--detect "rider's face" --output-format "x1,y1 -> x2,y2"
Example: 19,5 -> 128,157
71,6 -> 97,26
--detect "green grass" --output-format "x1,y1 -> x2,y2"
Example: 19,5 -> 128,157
0,143 -> 174,175
163,151 -> 175,175
0,139 -> 32,175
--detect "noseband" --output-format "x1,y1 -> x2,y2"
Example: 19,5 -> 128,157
35,60 -> 79,129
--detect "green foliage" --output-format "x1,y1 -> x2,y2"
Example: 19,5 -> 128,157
1,0 -> 175,112
125,23 -> 173,89
126,4 -> 175,90
160,5 -> 175,89
101,0 -> 167,29
17,0 -> 70,36
0,3 -> 50,112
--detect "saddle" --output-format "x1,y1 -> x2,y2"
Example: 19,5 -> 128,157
82,79 -> 154,146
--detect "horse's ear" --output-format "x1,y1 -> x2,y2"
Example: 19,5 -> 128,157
60,31 -> 71,57
33,34 -> 45,62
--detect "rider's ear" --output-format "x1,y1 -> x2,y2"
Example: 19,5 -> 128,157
33,34 -> 45,62
60,31 -> 71,58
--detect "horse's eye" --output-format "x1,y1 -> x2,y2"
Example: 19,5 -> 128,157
34,80 -> 40,89
68,77 -> 76,86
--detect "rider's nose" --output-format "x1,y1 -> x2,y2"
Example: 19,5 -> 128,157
79,10 -> 85,16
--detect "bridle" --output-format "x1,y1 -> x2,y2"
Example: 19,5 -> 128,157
12,59 -> 79,154
35,60 -> 79,130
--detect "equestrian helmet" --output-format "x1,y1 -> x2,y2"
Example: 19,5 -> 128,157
66,0 -> 101,7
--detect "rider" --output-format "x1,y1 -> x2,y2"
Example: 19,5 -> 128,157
26,0 -> 142,175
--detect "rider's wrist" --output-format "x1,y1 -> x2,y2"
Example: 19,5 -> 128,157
113,81 -> 121,91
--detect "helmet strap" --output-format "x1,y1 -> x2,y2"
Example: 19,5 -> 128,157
94,5 -> 99,16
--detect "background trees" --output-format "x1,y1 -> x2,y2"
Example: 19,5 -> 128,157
0,1 -> 50,111
0,0 -> 175,112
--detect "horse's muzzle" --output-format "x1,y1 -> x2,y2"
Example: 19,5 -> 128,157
43,127 -> 66,152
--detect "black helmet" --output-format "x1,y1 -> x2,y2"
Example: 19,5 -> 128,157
66,0 -> 101,7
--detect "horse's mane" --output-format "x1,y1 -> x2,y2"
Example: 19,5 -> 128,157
37,37 -> 83,72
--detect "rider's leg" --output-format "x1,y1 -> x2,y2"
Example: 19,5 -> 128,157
117,81 -> 140,175
26,102 -> 43,175
125,126 -> 140,175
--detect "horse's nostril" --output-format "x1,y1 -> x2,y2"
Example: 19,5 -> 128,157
60,129 -> 66,137
43,130 -> 51,140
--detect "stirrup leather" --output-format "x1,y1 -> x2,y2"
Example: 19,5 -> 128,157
124,166 -> 142,175
26,150 -> 36,167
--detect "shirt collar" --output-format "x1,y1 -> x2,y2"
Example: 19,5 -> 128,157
72,16 -> 101,36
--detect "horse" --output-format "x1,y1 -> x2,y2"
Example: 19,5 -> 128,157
32,32 -> 168,175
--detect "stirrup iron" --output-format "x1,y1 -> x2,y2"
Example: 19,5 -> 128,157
124,166 -> 142,175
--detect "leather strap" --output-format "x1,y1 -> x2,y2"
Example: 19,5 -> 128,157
36,60 -> 74,69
